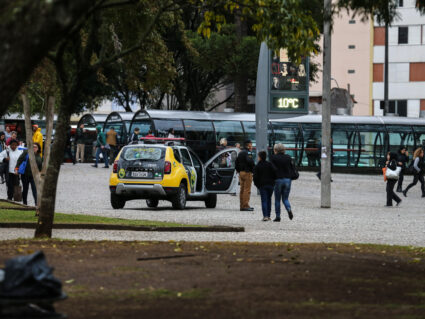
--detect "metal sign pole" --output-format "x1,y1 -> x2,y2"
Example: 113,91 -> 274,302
256,42 -> 269,157
321,0 -> 332,208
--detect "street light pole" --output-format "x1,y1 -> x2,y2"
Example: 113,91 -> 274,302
321,0 -> 332,208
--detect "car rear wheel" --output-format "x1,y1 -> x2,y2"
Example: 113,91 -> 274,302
146,199 -> 159,208
111,193 -> 125,209
205,194 -> 217,208
172,183 -> 187,210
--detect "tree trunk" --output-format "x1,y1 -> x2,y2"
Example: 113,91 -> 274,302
233,11 -> 249,113
34,97 -> 72,238
22,94 -> 55,214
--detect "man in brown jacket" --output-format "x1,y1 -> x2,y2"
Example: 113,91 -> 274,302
235,140 -> 255,211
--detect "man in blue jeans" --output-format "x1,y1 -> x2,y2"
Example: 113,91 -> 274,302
270,143 -> 294,222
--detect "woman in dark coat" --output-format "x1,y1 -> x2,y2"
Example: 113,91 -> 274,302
253,151 -> 276,221
385,152 -> 402,207
15,143 -> 42,205
396,146 -> 409,192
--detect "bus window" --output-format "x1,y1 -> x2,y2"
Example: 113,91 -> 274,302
357,125 -> 386,167
301,124 -> 321,167
332,124 -> 358,168
213,121 -> 244,147
153,119 -> 184,138
271,122 -> 301,163
184,120 -> 215,161
386,125 -> 413,155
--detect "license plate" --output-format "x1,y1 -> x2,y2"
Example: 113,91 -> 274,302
131,171 -> 149,178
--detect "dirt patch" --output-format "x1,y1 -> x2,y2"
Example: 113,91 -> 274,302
0,241 -> 424,319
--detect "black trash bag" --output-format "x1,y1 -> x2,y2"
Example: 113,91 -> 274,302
0,251 -> 62,298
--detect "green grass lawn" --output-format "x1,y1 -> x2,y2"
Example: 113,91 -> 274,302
0,209 -> 203,228
0,201 -> 27,209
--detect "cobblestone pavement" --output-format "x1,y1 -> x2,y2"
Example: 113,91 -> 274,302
1,163 -> 424,246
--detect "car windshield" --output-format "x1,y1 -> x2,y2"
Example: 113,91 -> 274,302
122,147 -> 164,161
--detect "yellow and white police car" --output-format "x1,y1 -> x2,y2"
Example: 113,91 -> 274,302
109,139 -> 238,209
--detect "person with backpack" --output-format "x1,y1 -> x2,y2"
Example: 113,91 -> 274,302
0,140 -> 23,200
253,151 -> 276,221
15,143 -> 42,205
396,146 -> 409,192
403,148 -> 425,198
92,126 -> 108,168
385,152 -> 402,207
270,143 -> 294,221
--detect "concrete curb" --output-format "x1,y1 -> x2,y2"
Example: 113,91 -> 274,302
0,223 -> 245,233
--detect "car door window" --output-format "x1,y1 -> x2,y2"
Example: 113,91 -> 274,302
173,148 -> 181,163
180,149 -> 193,166
208,150 -> 236,169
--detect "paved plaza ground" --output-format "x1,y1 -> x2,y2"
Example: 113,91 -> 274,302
0,164 -> 424,246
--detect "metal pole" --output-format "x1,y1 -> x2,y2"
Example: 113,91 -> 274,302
321,0 -> 332,208
255,42 -> 269,158
384,21 -> 389,115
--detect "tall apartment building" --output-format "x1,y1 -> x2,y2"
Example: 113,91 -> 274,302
373,0 -> 425,117
310,11 -> 373,116
311,0 -> 425,117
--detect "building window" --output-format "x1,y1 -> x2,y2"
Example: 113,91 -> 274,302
380,100 -> 407,117
348,45 -> 356,49
349,20 -> 356,24
398,27 -> 408,44
398,0 -> 403,7
348,69 -> 355,74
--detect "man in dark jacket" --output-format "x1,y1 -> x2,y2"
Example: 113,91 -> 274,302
235,140 -> 255,211
92,125 -> 108,168
396,146 -> 409,192
254,151 -> 276,221
270,143 -> 294,222
128,127 -> 140,144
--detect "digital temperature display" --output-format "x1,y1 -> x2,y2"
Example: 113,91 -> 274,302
271,97 -> 305,112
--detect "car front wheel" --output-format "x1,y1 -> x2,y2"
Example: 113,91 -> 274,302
172,183 -> 187,210
205,194 -> 217,208
146,199 -> 159,208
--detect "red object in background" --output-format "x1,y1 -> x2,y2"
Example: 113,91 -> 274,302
164,161 -> 172,174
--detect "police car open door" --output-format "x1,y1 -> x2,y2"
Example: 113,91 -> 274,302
204,148 -> 238,193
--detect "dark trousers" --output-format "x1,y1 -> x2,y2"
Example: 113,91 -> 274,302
259,185 -> 274,218
95,147 -> 109,167
6,173 -> 18,200
64,146 -> 76,164
397,169 -> 405,190
386,179 -> 401,206
21,175 -> 37,205
404,173 -> 425,195
108,145 -> 118,165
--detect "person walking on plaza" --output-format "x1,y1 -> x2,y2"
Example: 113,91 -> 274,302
270,143 -> 293,221
106,126 -> 118,164
32,124 -> 43,157
129,127 -> 140,143
0,132 -> 6,184
92,125 -> 109,168
0,140 -> 23,200
235,140 -> 255,211
64,127 -> 76,165
75,123 -> 85,163
396,146 -> 409,192
254,151 -> 276,221
15,143 -> 42,205
385,152 -> 402,206
403,148 -> 425,198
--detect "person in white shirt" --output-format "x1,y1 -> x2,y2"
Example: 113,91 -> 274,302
0,140 -> 23,200
167,128 -> 175,138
